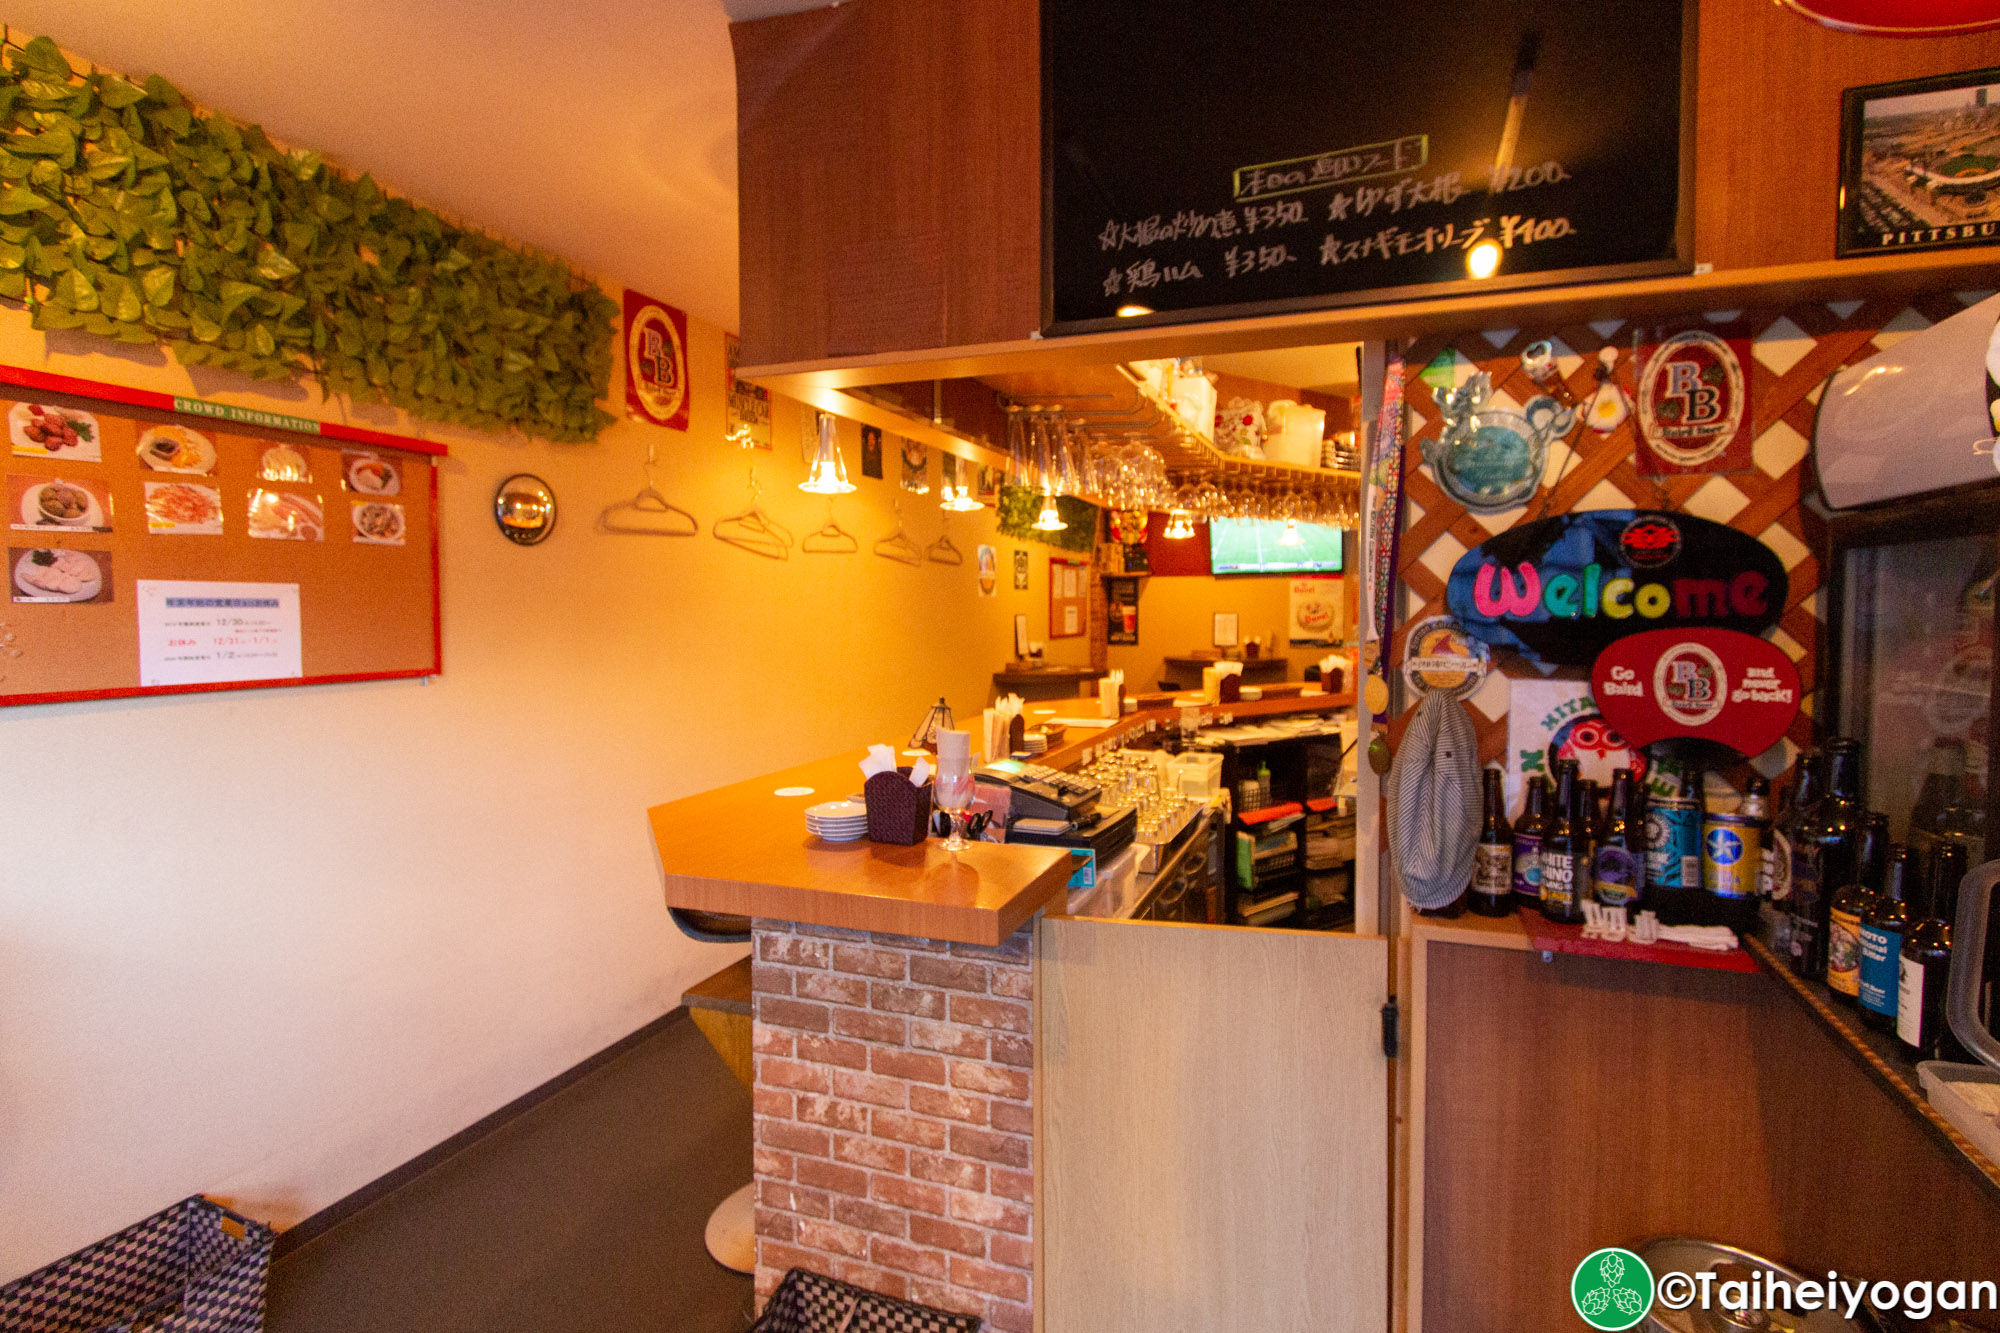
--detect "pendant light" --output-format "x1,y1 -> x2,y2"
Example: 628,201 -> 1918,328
799,411 -> 856,495
1163,509 -> 1196,539
1277,518 -> 1304,546
940,455 -> 985,511
1032,492 -> 1067,531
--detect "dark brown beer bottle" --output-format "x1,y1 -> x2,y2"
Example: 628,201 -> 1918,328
1900,843 -> 1969,1060
1540,761 -> 1585,925
1826,812 -> 1888,1004
1470,767 -> 1514,917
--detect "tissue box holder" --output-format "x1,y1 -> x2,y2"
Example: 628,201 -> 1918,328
866,769 -> 934,846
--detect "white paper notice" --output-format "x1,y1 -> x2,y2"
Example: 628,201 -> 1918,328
1063,604 -> 1080,634
137,580 -> 302,686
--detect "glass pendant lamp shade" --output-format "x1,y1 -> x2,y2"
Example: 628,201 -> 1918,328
799,411 -> 856,494
1163,508 -> 1196,539
1277,518 -> 1303,546
1032,492 -> 1067,531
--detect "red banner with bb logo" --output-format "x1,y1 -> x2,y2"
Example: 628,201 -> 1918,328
1589,627 -> 1801,759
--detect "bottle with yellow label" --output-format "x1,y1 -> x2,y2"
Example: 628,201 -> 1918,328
1826,811 -> 1887,1003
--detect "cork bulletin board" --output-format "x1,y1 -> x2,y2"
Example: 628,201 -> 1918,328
0,371 -> 441,706
1388,294 -> 1975,791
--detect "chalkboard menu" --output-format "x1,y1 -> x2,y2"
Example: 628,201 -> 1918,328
1045,1 -> 1691,332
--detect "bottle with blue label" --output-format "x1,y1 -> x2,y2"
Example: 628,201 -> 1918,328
1513,775 -> 1548,910
1858,843 -> 1918,1032
1592,768 -> 1643,913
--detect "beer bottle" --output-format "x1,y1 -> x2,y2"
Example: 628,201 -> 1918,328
1858,844 -> 1918,1033
1649,761 -> 1705,926
1826,812 -> 1888,1003
1594,768 -> 1643,914
1789,739 -> 1864,980
1907,738 -> 1969,868
1572,776 -> 1597,909
1470,767 -> 1514,917
1513,776 -> 1548,911
1767,751 -> 1825,951
1540,761 -> 1584,924
1899,843 -> 1969,1060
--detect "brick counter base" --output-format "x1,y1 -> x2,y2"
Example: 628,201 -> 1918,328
750,919 -> 1035,1333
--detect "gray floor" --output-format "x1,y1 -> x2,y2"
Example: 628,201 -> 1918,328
267,1013 -> 755,1333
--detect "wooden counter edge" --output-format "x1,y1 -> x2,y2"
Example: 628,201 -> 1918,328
660,858 -> 1074,949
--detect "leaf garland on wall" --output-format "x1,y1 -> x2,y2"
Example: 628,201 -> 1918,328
995,484 -> 1098,554
0,33 -> 617,442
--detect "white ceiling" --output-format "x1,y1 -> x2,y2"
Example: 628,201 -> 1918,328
14,0 -> 821,332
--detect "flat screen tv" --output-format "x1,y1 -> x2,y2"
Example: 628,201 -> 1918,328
1208,519 -> 1344,576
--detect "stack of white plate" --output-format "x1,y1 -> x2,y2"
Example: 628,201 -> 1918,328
1022,733 -> 1047,755
805,799 -> 868,842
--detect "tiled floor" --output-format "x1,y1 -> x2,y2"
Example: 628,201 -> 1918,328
267,1013 -> 754,1333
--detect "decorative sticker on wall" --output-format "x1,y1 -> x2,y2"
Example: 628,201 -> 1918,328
623,290 -> 690,431
1446,509 -> 1787,667
1399,613 -> 1488,700
1635,329 -> 1753,476
1424,371 -> 1576,513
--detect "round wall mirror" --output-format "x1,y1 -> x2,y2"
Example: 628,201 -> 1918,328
494,474 -> 556,545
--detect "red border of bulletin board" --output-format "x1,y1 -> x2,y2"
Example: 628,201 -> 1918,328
0,367 -> 444,708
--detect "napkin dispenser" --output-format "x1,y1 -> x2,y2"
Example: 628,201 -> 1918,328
1169,752 -> 1224,800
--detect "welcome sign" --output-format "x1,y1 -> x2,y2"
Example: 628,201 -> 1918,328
1446,510 -> 1787,667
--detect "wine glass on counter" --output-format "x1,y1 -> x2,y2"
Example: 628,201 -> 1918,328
937,728 -> 975,852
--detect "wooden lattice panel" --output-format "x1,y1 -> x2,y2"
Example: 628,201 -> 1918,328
1391,292 -> 1986,781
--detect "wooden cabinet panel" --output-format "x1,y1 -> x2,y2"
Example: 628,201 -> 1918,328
732,0 -> 1039,367
1421,944 -> 2000,1332
735,0 -> 2000,369
1694,0 -> 2000,270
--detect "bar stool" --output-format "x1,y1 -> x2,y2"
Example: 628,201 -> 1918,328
670,908 -> 755,1274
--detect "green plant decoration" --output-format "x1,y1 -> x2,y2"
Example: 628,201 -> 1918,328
0,32 -> 617,442
995,484 -> 1098,554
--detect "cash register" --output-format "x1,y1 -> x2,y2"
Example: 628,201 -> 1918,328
976,758 -> 1136,861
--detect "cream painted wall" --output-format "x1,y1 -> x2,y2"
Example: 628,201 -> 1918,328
1104,574 -> 1297,689
0,303 -> 1055,1279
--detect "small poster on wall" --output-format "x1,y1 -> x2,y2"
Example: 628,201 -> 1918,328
1013,549 -> 1030,590
1635,328 -> 1753,477
1506,678 -> 1656,816
623,290 -> 690,431
978,544 -> 998,596
1289,575 -> 1341,644
900,437 -> 930,494
1105,575 -> 1139,644
136,579 -> 302,686
724,334 -> 772,450
860,425 -> 884,479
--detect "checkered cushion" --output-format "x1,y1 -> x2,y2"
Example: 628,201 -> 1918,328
753,1267 -> 982,1333
0,1197 -> 273,1333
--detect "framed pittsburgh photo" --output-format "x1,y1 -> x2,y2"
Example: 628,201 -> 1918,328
1838,65 -> 2000,257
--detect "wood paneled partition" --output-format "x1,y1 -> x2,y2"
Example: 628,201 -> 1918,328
1421,943 -> 2000,1331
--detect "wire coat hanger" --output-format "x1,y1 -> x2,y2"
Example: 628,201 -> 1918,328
924,520 -> 964,565
598,438 -> 697,535
873,501 -> 922,566
713,465 -> 794,560
803,499 -> 858,554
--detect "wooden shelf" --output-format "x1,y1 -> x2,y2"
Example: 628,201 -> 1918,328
741,247 -> 2000,396
1743,933 -> 2000,1207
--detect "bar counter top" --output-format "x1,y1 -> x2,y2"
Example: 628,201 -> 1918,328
648,749 -> 1074,946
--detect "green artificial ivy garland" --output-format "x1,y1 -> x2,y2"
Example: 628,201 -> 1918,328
995,484 -> 1098,554
0,32 -> 617,441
